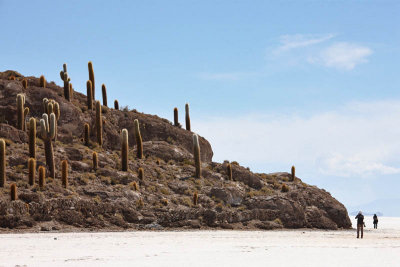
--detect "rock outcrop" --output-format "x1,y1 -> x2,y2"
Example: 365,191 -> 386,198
0,71 -> 351,232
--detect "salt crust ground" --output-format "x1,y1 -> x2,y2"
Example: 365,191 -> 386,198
0,217 -> 399,267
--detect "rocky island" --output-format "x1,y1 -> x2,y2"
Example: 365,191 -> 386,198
0,67 -> 351,232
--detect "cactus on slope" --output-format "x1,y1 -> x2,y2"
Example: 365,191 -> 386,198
134,119 -> 143,159
16,94 -> 27,130
185,103 -> 191,131
0,139 -> 6,187
39,75 -> 46,88
92,152 -> 98,171
60,63 -> 67,81
193,134 -> 201,178
102,84 -> 108,107
40,113 -> 56,178
84,123 -> 90,146
193,191 -> 198,205
62,160 -> 68,188
138,167 -> 144,180
28,158 -> 36,186
69,83 -> 73,100
291,166 -> 295,181
114,100 -> 119,110
87,80 -> 93,110
10,183 -> 17,201
227,163 -> 232,181
22,79 -> 28,89
29,118 -> 36,158
121,129 -> 128,171
174,107 -> 179,126
63,72 -> 71,101
88,61 -> 95,99
38,166 -> 45,189
95,101 -> 103,146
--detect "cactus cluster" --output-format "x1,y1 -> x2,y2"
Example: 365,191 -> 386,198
60,64 -> 72,101
42,99 -> 59,140
0,139 -> 5,187
193,134 -> 201,178
16,94 -> 29,131
40,113 -> 56,178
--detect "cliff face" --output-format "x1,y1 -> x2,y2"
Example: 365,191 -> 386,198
0,71 -> 351,231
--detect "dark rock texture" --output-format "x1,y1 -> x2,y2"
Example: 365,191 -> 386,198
0,71 -> 351,232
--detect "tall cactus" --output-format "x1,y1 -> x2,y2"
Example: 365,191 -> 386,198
60,63 -> 67,81
102,84 -> 108,107
63,72 -> 71,101
16,94 -> 26,130
121,129 -> 128,171
10,183 -> 17,201
114,100 -> 119,110
174,107 -> 179,126
227,163 -> 232,181
291,166 -> 295,181
0,139 -> 5,187
134,119 -> 143,159
38,166 -> 45,189
95,101 -> 103,146
193,134 -> 201,178
40,113 -> 56,178
39,75 -> 46,88
87,80 -> 93,110
92,152 -> 98,171
69,83 -> 73,100
185,103 -> 191,131
88,61 -> 95,99
61,160 -> 68,188
84,123 -> 90,146
29,118 -> 36,158
22,79 -> 28,89
28,158 -> 36,186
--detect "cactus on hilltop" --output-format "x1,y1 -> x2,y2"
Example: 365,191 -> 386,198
114,100 -> 119,110
121,129 -> 128,171
102,84 -> 108,107
39,75 -> 46,88
87,80 -> 93,110
185,103 -> 191,131
193,134 -> 201,178
227,163 -> 232,181
291,166 -> 295,181
95,101 -> 103,146
88,61 -> 95,99
174,107 -> 179,126
134,119 -> 143,159
40,113 -> 56,178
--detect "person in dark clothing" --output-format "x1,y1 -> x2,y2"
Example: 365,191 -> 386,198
355,211 -> 364,238
373,214 -> 378,229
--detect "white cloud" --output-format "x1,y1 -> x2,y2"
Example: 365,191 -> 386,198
194,100 -> 400,177
316,42 -> 373,70
274,33 -> 335,54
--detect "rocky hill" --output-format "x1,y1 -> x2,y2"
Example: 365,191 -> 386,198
0,69 -> 351,232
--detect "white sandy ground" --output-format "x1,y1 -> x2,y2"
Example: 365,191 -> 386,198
0,217 -> 399,267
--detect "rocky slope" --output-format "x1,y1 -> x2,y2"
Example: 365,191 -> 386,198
0,70 -> 351,232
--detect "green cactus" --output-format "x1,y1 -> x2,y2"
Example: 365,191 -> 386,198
28,158 -> 36,186
40,113 -> 56,178
88,61 -> 95,99
10,183 -> 17,201
185,103 -> 191,131
291,165 -> 295,181
84,123 -> 90,146
227,163 -> 232,181
0,139 -> 6,187
121,129 -> 128,171
87,80 -> 93,110
134,119 -> 143,159
62,160 -> 68,188
193,134 -> 201,178
114,100 -> 119,110
39,75 -> 46,88
29,118 -> 36,158
174,107 -> 179,126
16,94 -> 25,130
92,152 -> 98,171
95,101 -> 103,146
102,84 -> 108,107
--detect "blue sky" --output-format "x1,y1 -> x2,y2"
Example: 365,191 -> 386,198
1,1 -> 399,212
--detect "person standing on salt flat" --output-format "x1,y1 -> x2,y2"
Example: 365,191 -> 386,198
355,211 -> 365,238
373,214 -> 379,229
